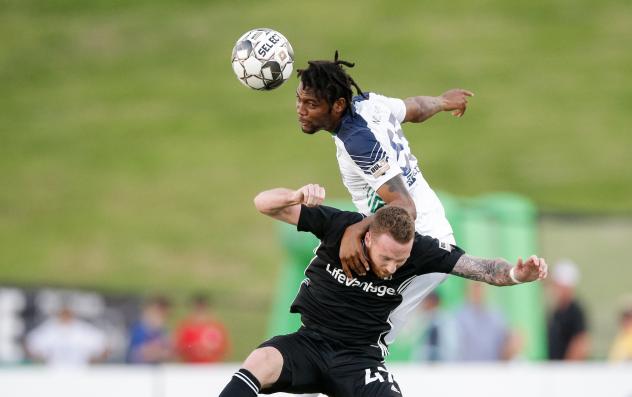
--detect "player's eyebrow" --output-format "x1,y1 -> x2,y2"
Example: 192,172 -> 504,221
296,92 -> 311,101
381,254 -> 407,262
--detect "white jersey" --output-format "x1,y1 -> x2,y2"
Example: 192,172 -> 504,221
333,92 -> 453,240
332,92 -> 455,344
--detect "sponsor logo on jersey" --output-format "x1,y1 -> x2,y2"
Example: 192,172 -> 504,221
326,264 -> 397,297
438,241 -> 453,252
369,159 -> 390,177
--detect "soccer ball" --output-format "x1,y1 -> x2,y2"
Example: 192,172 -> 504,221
231,28 -> 294,90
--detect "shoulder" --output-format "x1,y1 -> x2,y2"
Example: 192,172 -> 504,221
74,319 -> 101,332
28,320 -> 55,339
409,233 -> 465,273
130,322 -> 149,336
336,96 -> 383,156
358,92 -> 406,122
298,205 -> 364,234
300,204 -> 346,220
313,205 -> 364,225
337,96 -> 372,145
568,300 -> 586,315
411,233 -> 447,251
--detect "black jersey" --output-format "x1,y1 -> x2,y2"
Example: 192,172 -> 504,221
291,205 -> 464,355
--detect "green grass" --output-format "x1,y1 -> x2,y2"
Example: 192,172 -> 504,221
1,0 -> 631,359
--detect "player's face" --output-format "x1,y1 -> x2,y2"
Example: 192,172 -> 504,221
364,231 -> 413,280
296,83 -> 336,134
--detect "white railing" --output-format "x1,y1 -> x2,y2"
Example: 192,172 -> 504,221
1,363 -> 631,397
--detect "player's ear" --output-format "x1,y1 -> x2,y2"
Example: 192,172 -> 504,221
332,98 -> 346,115
364,230 -> 372,248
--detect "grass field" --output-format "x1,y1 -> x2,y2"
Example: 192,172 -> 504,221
1,0 -> 631,359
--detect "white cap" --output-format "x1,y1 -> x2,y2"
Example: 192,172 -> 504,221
552,259 -> 580,287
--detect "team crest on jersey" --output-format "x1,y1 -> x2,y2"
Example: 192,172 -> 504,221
438,241 -> 453,252
369,159 -> 390,177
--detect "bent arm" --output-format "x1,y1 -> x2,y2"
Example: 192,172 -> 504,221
375,175 -> 416,219
344,174 -> 414,246
253,184 -> 325,225
450,254 -> 547,286
339,175 -> 415,277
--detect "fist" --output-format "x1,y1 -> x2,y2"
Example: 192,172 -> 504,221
293,184 -> 325,207
515,255 -> 548,283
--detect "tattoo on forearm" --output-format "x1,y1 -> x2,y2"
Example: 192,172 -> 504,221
451,255 -> 514,286
382,177 -> 416,218
384,176 -> 409,196
418,96 -> 443,121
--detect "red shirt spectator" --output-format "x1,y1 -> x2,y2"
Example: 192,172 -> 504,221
175,294 -> 229,363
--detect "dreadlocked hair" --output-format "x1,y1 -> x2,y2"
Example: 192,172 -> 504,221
296,50 -> 365,111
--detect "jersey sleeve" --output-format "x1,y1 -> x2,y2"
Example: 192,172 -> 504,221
341,128 -> 403,192
297,205 -> 363,241
409,234 -> 465,274
370,93 -> 407,123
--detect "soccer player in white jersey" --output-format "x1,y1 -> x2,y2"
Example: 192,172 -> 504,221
295,51 -> 473,342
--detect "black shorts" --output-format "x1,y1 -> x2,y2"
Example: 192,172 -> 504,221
258,328 -> 403,397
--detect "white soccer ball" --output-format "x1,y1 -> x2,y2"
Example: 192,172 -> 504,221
231,28 -> 294,90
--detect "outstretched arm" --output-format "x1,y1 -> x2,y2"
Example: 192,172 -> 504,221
253,184 -> 325,225
339,175 -> 416,278
403,88 -> 474,123
450,254 -> 548,286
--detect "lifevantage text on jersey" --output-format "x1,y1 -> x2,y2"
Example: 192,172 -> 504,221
325,264 -> 397,297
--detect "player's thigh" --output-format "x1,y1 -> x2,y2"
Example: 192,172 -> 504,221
257,331 -> 329,395
330,363 -> 403,397
242,346 -> 283,388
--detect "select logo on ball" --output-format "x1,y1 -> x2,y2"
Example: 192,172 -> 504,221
231,28 -> 294,91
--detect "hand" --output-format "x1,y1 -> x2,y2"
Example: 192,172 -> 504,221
440,88 -> 474,117
291,184 -> 325,207
339,220 -> 371,278
513,255 -> 548,283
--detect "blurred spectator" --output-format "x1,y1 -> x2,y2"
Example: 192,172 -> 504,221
126,295 -> 172,364
547,259 -> 590,360
24,300 -> 108,366
454,282 -> 518,361
608,299 -> 632,362
174,293 -> 230,363
411,291 -> 458,362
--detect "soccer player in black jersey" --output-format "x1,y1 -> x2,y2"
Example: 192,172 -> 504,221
219,184 -> 547,397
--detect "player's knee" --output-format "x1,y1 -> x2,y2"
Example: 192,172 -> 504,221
242,347 -> 283,388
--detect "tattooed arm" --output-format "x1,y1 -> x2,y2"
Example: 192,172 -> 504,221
339,175 -> 416,278
403,89 -> 474,123
375,175 -> 416,220
451,254 -> 548,286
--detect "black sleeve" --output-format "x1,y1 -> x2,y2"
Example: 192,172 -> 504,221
409,233 -> 465,275
297,205 -> 364,241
